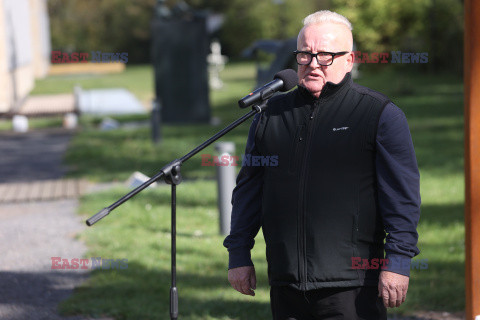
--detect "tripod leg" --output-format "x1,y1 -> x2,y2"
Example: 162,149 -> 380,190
170,184 -> 178,320
170,287 -> 178,320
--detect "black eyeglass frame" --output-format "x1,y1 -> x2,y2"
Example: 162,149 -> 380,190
293,50 -> 350,66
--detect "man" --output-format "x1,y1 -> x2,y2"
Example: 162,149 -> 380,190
224,10 -> 421,320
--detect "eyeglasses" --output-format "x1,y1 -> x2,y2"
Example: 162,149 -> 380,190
293,50 -> 349,66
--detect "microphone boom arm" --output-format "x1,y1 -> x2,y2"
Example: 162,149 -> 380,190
86,102 -> 267,226
85,68 -> 298,320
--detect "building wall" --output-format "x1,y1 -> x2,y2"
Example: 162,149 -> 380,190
0,0 -> 8,113
30,0 -> 50,78
0,0 -> 50,113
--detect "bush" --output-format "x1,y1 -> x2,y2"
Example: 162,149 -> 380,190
331,0 -> 463,73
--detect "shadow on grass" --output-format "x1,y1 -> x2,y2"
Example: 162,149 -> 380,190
419,203 -> 464,226
59,259 -> 466,319
60,262 -> 271,320
400,259 -> 465,312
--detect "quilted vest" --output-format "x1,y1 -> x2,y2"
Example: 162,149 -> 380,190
256,73 -> 390,289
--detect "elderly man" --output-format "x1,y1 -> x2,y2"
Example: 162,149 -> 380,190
224,10 -> 421,320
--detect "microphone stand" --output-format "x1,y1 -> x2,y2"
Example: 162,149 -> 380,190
86,101 -> 268,320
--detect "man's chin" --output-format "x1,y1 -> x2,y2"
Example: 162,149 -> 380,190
302,83 -> 325,97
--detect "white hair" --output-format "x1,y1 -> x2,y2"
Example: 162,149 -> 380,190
303,10 -> 352,31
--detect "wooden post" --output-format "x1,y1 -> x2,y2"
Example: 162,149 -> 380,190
465,0 -> 480,319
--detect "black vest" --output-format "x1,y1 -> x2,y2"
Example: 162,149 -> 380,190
256,73 -> 390,289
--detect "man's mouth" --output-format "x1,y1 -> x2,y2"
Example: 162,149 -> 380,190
306,73 -> 322,78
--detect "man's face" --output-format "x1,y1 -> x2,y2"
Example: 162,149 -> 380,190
296,23 -> 354,98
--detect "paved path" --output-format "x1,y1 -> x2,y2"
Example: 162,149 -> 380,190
0,129 -> 97,320
0,200 -> 88,320
0,179 -> 89,204
0,129 -> 72,183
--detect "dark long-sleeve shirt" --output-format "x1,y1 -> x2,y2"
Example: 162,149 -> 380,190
223,101 -> 421,277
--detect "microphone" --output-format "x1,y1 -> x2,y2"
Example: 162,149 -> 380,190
238,69 -> 298,108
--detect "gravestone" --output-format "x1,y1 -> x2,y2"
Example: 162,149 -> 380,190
151,0 -> 210,124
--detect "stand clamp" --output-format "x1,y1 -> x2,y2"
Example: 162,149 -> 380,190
161,159 -> 183,185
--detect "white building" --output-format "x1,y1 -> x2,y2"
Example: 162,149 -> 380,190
0,0 -> 51,114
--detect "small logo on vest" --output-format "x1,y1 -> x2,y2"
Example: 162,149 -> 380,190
333,127 -> 349,132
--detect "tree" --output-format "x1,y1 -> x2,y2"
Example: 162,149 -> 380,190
220,0 -> 318,56
331,0 -> 463,72
49,0 -> 156,63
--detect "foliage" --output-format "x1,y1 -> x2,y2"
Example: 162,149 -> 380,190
48,0 -> 156,63
219,0 -> 318,56
331,0 -> 464,73
48,0 -> 320,61
48,0 -> 463,72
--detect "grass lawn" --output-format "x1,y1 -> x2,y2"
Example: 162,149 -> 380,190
0,66 -> 155,131
62,62 -> 255,182
0,116 -> 67,131
55,62 -> 464,319
31,65 -> 155,104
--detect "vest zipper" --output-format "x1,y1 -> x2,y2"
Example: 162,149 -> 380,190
298,101 -> 320,291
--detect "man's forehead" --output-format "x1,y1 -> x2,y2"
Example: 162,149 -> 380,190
299,23 -> 350,40
297,23 -> 352,49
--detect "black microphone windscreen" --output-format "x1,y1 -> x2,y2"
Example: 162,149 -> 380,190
274,69 -> 298,92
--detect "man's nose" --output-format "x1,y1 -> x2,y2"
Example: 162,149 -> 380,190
308,56 -> 320,68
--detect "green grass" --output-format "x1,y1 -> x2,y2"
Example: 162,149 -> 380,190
62,182 -> 272,320
63,62 -> 256,182
0,116 -> 66,131
0,65 -> 154,132
31,65 -> 155,104
60,63 -> 465,318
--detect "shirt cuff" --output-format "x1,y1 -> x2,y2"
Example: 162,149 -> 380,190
228,247 -> 254,270
383,253 -> 412,277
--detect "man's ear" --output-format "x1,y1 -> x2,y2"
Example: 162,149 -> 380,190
345,51 -> 355,72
